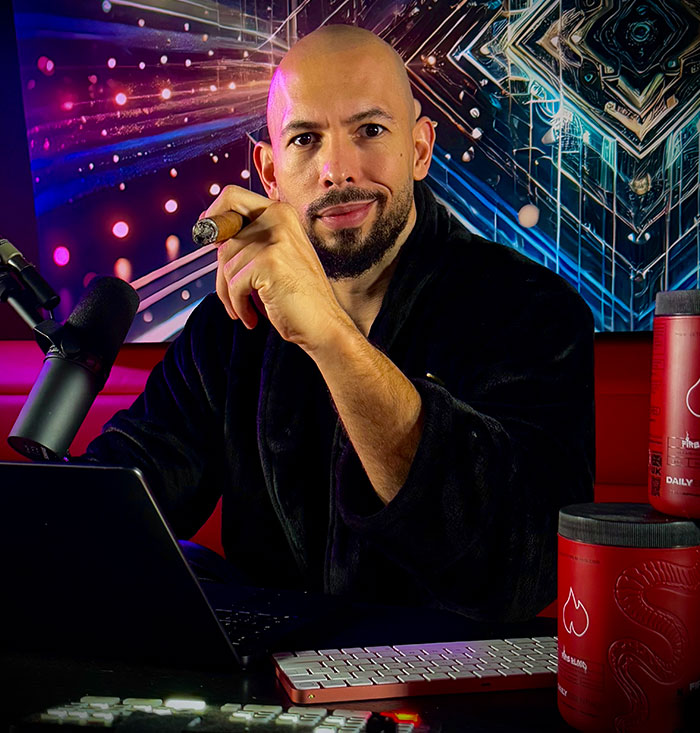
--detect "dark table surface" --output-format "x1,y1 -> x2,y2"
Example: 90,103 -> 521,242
2,604 -> 576,733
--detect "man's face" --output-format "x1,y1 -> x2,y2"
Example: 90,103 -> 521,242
256,43 -> 427,279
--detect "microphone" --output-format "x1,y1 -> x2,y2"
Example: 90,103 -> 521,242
192,211 -> 250,246
8,276 -> 140,461
0,237 -> 60,310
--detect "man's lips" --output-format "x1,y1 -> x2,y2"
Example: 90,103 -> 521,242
315,200 -> 376,230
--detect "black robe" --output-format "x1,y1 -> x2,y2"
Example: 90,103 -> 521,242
85,181 -> 595,622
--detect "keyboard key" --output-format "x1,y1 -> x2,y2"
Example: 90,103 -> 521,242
80,696 -> 121,707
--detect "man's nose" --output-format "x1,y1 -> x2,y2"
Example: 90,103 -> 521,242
319,136 -> 359,188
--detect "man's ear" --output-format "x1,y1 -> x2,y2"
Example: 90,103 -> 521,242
253,141 -> 279,200
412,115 -> 435,181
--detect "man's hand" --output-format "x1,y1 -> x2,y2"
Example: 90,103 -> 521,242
203,185 -> 353,353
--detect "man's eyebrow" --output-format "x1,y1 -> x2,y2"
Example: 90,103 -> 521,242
279,108 -> 396,139
342,108 -> 396,125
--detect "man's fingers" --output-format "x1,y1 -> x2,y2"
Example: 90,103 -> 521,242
204,184 -> 271,222
227,261 -> 259,330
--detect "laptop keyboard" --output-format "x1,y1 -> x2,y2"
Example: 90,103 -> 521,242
215,607 -> 299,647
273,636 -> 558,704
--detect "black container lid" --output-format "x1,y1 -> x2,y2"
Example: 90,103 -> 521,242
655,289 -> 700,316
559,503 -> 700,548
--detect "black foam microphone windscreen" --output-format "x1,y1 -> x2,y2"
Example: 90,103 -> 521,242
64,275 -> 141,386
8,276 -> 140,461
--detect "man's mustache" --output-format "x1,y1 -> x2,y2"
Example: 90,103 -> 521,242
306,188 -> 387,218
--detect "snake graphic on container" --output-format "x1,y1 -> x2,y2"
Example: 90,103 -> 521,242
557,503 -> 700,732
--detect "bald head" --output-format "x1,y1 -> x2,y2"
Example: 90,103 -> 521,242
266,25 -> 416,140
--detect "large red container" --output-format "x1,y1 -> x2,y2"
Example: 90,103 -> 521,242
557,503 -> 700,732
649,290 -> 700,518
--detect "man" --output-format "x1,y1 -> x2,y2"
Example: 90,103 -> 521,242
85,25 -> 594,621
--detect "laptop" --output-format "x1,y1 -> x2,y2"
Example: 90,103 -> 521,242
0,460 -> 344,669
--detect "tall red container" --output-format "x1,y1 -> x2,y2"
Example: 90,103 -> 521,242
557,503 -> 700,732
649,289 -> 700,518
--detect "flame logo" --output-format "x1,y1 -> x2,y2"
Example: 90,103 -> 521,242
562,587 -> 590,637
687,377 -> 700,418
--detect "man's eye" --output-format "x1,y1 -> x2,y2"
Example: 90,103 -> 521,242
361,124 -> 386,138
291,132 -> 317,147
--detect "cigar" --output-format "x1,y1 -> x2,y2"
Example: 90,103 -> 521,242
192,211 -> 251,246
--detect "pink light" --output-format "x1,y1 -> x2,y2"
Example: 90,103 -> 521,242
164,199 -> 178,213
62,101 -> 74,111
114,257 -> 132,282
83,272 -> 96,288
112,221 -> 129,238
165,234 -> 180,260
115,92 -> 127,106
161,88 -> 172,100
37,56 -> 55,76
169,168 -> 178,177
107,57 -> 117,69
53,246 -> 70,267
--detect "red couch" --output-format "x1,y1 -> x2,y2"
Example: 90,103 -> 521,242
0,333 -> 652,567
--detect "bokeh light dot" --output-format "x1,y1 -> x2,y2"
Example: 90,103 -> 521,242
240,169 -> 250,180
61,101 -> 73,111
101,128 -> 107,136
115,92 -> 127,105
185,59 -> 192,67
165,235 -> 180,260
102,1 -> 112,12
160,55 -> 168,64
138,18 -> 145,27
518,204 -> 540,228
164,199 -> 178,213
212,155 -> 219,163
208,50 -> 214,57
210,84 -> 217,92
113,154 -> 120,163
184,22 -> 190,31
209,183 -> 221,195
169,167 -> 178,177
119,182 -> 126,190
114,257 -> 132,281
143,311 -> 153,323
181,289 -> 191,301
138,61 -> 146,70
107,57 -> 116,69
161,88 -> 172,100
112,221 -> 129,238
37,56 -> 55,76
53,246 -> 70,267
228,82 -> 236,90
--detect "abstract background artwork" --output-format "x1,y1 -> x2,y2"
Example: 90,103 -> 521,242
12,0 -> 700,338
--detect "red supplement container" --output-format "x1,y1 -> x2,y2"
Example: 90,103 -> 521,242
557,503 -> 700,732
649,289 -> 700,518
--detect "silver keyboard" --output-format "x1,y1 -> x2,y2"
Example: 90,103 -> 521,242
273,636 -> 558,704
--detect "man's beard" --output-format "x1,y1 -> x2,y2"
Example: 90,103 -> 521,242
305,184 -> 413,279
